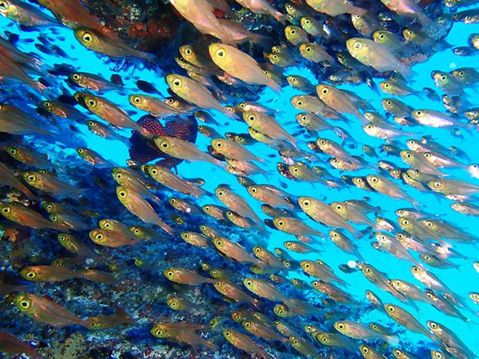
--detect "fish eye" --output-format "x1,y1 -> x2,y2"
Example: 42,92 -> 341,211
185,48 -> 192,55
321,88 -> 328,94
51,215 -> 58,221
150,168 -> 158,175
166,270 -> 174,277
304,262 -> 310,268
384,83 -> 390,88
335,205 -> 342,210
214,239 -> 223,247
430,322 -> 437,328
296,100 -> 303,106
302,199 -> 311,206
277,220 -> 285,227
413,266 -> 419,272
95,233 -> 104,240
365,267 -> 371,273
285,242 -> 292,247
133,96 -> 141,103
87,120 -> 94,126
216,49 -> 225,58
217,190 -> 224,197
440,75 -> 447,81
204,205 -> 211,212
337,323 -> 344,329
305,46 -> 311,52
291,77 -> 297,83
387,305 -> 395,312
290,29 -> 296,35
160,142 -> 169,149
250,187 -> 257,193
292,338 -> 299,345
87,99 -> 96,107
8,148 -> 16,155
386,100 -> 391,105
433,181 -> 441,187
26,271 -> 36,278
301,115 -> 307,121
155,329 -> 163,336
245,280 -> 252,286
224,330 -> 231,337
43,101 -> 52,108
244,322 -> 251,328
371,177 -> 378,183
214,141 -> 223,148
361,346 -> 369,354
248,114 -> 255,121
173,79 -> 181,87
27,174 -> 36,182
72,74 -> 80,80
353,41 -> 362,49
20,300 -> 30,309
82,32 -> 94,43
119,190 -> 127,198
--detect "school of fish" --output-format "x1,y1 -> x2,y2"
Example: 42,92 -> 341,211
1,0 -> 479,358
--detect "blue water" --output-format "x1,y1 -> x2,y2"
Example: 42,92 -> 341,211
1,1 -> 479,358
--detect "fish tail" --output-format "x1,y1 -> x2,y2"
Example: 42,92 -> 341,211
351,7 -> 367,16
267,79 -> 282,94
139,126 -> 154,139
204,339 -> 219,351
157,220 -> 175,236
251,33 -> 273,48
274,11 -> 287,25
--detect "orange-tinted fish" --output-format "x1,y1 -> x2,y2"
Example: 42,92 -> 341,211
15,293 -> 89,328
